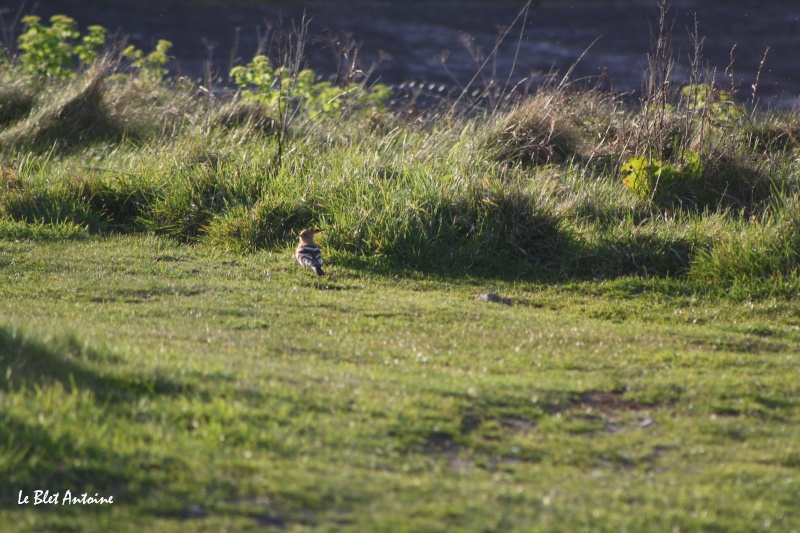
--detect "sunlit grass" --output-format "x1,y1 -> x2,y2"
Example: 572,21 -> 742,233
1,236 -> 799,531
2,66 -> 799,293
3,9 -> 800,528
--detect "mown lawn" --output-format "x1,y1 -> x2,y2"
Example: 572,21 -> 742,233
2,235 -> 799,531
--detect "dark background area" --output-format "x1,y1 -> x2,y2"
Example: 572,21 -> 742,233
3,0 -> 799,106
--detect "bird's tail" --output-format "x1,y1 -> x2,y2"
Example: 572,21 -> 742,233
313,265 -> 325,276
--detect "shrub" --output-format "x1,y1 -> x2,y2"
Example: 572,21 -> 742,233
230,56 -> 390,117
121,39 -> 173,85
621,83 -> 783,212
17,15 -> 106,78
681,84 -> 745,128
14,14 -> 172,87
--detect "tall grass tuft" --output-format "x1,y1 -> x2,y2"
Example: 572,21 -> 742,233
0,65 -> 115,152
0,162 -> 106,231
571,212 -> 716,279
480,89 -> 583,167
0,77 -> 39,127
689,205 -> 800,298
204,196 -> 319,253
0,218 -> 89,240
206,100 -> 277,138
0,64 -> 201,154
326,176 -> 565,273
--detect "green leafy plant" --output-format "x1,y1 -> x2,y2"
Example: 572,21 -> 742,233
681,84 -> 745,126
74,25 -> 106,65
122,39 -> 173,85
17,15 -> 106,78
230,55 -> 389,116
621,149 -> 702,200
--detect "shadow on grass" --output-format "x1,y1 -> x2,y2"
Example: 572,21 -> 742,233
0,325 -> 197,515
0,324 -> 187,403
386,386 -> 664,472
0,412 -> 164,513
331,232 -> 699,286
566,233 -> 700,279
332,252 -> 557,284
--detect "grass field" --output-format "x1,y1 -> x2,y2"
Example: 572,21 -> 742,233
2,236 -> 800,531
3,5 -> 800,531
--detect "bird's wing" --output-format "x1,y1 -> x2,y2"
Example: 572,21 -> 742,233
295,245 -> 323,267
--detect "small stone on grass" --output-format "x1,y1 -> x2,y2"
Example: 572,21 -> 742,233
477,293 -> 512,306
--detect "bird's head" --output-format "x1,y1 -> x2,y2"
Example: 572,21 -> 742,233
298,228 -> 323,242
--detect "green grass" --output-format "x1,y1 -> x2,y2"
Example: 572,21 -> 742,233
3,9 -> 800,528
2,68 -> 799,292
2,236 -> 800,531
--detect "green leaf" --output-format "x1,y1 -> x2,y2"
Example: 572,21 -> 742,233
680,149 -> 703,183
621,156 -> 652,197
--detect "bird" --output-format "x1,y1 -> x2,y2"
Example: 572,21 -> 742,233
294,228 -> 325,275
